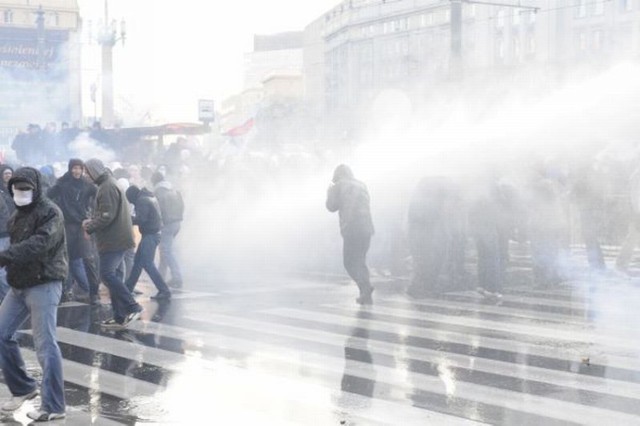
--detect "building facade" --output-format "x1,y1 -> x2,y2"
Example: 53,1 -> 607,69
0,0 -> 81,144
312,0 -> 640,114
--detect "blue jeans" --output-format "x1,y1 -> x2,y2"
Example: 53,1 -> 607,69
0,237 -> 10,301
0,281 -> 65,414
99,250 -> 142,323
66,258 -> 89,293
159,222 -> 182,282
125,234 -> 170,294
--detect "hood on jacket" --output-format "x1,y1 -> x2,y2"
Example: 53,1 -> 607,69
150,171 -> 164,186
125,185 -> 143,204
332,164 -> 354,183
68,158 -> 84,172
8,167 -> 44,204
0,165 -> 14,176
84,158 -> 108,182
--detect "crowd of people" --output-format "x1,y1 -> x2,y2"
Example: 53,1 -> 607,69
327,153 -> 640,305
0,118 -> 638,421
0,130 -> 188,420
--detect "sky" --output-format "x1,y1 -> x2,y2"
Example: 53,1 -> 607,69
77,0 -> 340,124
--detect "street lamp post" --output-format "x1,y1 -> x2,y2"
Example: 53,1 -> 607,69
35,5 -> 46,70
96,0 -> 125,128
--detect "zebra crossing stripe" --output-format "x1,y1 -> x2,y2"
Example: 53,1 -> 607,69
42,327 -> 477,426
310,302 -> 638,352
263,307 -> 640,371
174,314 -> 640,424
381,295 -> 591,326
173,310 -> 640,401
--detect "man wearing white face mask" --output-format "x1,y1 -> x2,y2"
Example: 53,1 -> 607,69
0,167 -> 68,421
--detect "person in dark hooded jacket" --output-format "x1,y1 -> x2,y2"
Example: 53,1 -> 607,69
124,185 -> 172,299
326,165 -> 375,304
151,171 -> 184,287
48,159 -> 100,304
0,165 -> 15,216
407,176 -> 466,298
0,167 -> 67,421
82,158 -> 142,329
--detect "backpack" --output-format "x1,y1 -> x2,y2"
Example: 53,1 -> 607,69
158,187 -> 184,224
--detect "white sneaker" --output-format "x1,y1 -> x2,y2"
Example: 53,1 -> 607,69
27,410 -> 66,422
1,389 -> 38,412
121,310 -> 142,328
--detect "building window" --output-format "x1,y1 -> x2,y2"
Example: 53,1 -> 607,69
619,0 -> 632,11
593,0 -> 605,14
496,9 -> 505,28
512,10 -> 520,25
579,32 -> 588,51
592,30 -> 603,50
3,9 -> 12,24
528,35 -> 536,54
528,11 -> 537,25
497,38 -> 505,61
575,0 -> 587,18
48,12 -> 59,26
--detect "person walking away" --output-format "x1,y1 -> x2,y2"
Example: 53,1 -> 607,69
82,159 -> 142,329
406,177 -> 459,298
326,165 -> 375,304
571,163 -> 607,272
468,178 -> 520,302
124,185 -> 172,299
151,171 -> 184,288
0,167 -> 67,421
617,164 -> 640,274
528,173 -> 565,288
48,159 -> 100,304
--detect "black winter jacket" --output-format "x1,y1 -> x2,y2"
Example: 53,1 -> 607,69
128,188 -> 163,235
48,172 -> 97,224
0,167 -> 68,289
326,171 -> 374,238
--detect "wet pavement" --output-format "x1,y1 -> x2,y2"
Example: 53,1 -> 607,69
1,267 -> 640,424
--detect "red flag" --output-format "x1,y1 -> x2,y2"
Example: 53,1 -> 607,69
224,118 -> 254,137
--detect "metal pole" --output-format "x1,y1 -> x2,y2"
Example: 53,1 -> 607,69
36,5 -> 46,70
100,0 -> 114,127
450,0 -> 463,79
101,41 -> 114,127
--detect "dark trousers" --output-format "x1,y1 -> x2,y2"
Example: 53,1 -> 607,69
580,209 -> 606,270
83,255 -> 101,298
125,233 -> 170,294
475,230 -> 508,293
99,250 -> 142,323
343,233 -> 372,295
409,227 -> 448,295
